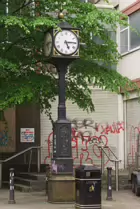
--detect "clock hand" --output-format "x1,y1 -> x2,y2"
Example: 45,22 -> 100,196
64,40 -> 70,49
67,41 -> 77,44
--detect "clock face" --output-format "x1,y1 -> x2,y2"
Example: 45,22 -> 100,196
54,30 -> 79,56
44,32 -> 52,57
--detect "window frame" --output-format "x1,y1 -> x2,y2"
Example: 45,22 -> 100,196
120,11 -> 140,56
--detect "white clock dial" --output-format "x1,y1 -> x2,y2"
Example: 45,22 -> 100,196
44,32 -> 52,57
54,30 -> 79,55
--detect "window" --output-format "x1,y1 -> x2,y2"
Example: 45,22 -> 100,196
80,0 -> 116,70
92,30 -> 117,70
120,10 -> 140,54
120,26 -> 129,54
129,10 -> 140,50
93,30 -> 116,44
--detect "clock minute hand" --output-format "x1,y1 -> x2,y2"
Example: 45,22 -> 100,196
67,41 -> 77,44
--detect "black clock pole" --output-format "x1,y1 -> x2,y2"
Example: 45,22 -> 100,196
58,63 -> 67,119
52,61 -> 73,174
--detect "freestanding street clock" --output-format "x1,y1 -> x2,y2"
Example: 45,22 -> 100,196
44,21 -> 80,61
44,14 -> 80,176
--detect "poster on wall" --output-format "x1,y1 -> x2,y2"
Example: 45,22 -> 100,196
20,128 -> 35,143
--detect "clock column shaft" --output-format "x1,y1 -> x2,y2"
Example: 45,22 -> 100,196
51,61 -> 73,175
57,63 -> 67,120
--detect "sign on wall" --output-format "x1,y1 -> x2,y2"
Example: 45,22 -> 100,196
20,128 -> 35,143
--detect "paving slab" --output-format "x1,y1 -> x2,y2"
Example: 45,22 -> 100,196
0,189 -> 140,209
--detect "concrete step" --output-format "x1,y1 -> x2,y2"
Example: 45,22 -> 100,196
3,172 -> 46,192
3,181 -> 32,192
101,171 -> 130,190
18,172 -> 46,181
14,177 -> 45,190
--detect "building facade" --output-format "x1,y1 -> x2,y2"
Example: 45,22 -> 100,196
40,0 -> 140,169
118,0 -> 140,168
1,0 -> 140,171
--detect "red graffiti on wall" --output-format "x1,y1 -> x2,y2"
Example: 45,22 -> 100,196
43,119 -> 140,168
71,128 -> 111,167
44,128 -> 112,167
95,122 -> 124,135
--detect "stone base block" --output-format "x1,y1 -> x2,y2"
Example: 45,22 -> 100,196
48,175 -> 75,203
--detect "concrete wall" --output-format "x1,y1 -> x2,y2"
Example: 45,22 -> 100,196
118,0 -> 136,11
118,50 -> 140,80
98,0 -> 135,9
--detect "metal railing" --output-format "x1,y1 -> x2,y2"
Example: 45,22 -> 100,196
73,145 -> 120,191
0,146 -> 41,188
99,145 -> 121,192
0,144 -> 120,191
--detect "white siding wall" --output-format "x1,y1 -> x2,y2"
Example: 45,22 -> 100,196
98,0 -> 119,6
97,0 -> 135,10
118,50 -> 140,80
41,90 -> 123,169
118,0 -> 136,11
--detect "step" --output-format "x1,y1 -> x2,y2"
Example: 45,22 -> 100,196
17,172 -> 46,181
3,181 -> 32,192
15,177 -> 37,186
3,172 -> 46,192
14,177 -> 45,190
102,184 -> 131,190
101,172 -> 130,190
3,178 -> 45,192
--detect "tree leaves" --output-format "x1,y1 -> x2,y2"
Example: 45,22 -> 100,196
0,0 -> 135,114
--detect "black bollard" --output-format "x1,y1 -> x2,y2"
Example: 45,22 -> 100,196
8,168 -> 16,204
106,167 -> 113,201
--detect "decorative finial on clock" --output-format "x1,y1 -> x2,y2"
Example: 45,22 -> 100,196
58,5 -> 64,19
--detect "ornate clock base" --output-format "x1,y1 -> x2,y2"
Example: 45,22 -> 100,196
52,119 -> 73,174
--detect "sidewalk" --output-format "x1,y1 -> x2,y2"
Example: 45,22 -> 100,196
0,189 -> 140,209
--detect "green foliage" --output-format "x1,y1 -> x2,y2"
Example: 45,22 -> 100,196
0,0 -> 138,118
